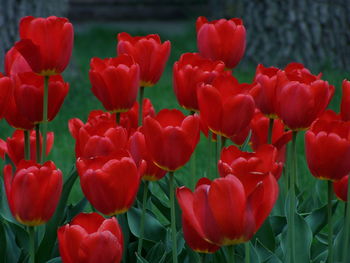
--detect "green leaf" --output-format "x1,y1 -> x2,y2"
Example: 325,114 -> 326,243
127,207 -> 166,243
0,177 -> 17,224
66,197 -> 88,222
254,217 -> 276,251
36,166 -> 78,263
305,201 -> 338,235
0,220 -> 6,263
145,241 -> 167,262
3,220 -> 21,263
46,257 -> 62,263
136,253 -> 150,263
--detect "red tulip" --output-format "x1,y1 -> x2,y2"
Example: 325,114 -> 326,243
5,47 -> 31,76
77,153 -> 144,215
4,94 -> 35,130
4,160 -> 62,226
276,63 -> 334,130
58,212 -> 123,263
117,32 -> 170,87
305,110 -> 350,181
15,16 -> 74,76
128,131 -> 166,181
176,174 -> 278,246
69,110 -> 128,159
333,175 -> 348,202
0,130 -> 54,165
14,72 -> 69,123
197,73 -> 255,138
89,54 -> 140,112
143,109 -> 200,171
173,52 -> 225,111
196,16 -> 246,69
341,79 -> 350,121
0,73 -> 13,119
250,64 -> 280,118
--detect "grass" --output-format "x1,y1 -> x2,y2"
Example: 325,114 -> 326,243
1,20 -> 350,205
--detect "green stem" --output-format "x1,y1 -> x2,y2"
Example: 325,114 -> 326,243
24,130 -> 30,160
268,118 -> 274,144
227,245 -> 235,263
207,131 -> 212,178
28,226 -> 35,263
245,242 -> 250,263
137,181 -> 149,256
169,172 -> 178,263
41,76 -> 49,163
221,136 -> 227,150
327,181 -> 333,263
116,112 -> 120,125
189,110 -> 196,189
198,253 -> 205,263
343,174 -> 350,261
138,86 -> 144,126
35,124 -> 41,163
288,131 -> 297,263
215,139 -> 219,177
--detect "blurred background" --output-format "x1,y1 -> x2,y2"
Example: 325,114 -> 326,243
0,0 -> 349,192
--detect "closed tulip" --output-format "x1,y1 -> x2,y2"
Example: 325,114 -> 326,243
14,72 -> 69,123
173,52 -> 225,111
276,63 -> 334,130
68,111 -> 128,158
305,110 -> 350,181
176,174 -> 278,246
15,16 -> 74,76
250,64 -> 281,118
58,212 -> 123,263
117,32 -> 170,87
341,79 -> 350,121
4,94 -> 35,130
333,175 -> 348,202
0,130 -> 54,165
4,160 -> 62,226
128,130 -> 166,181
77,153 -> 145,215
89,54 -> 140,112
197,73 -> 255,138
143,109 -> 200,172
196,16 -> 246,69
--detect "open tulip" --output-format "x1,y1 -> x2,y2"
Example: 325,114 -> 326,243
89,54 -> 140,113
176,174 -> 278,246
143,109 -> 200,172
117,32 -> 170,87
69,111 -> 128,158
77,153 -> 144,215
4,160 -> 62,226
196,16 -> 246,69
276,63 -> 334,130
305,110 -> 350,181
173,52 -> 225,111
15,16 -> 74,76
197,73 -> 255,138
14,72 -> 69,123
341,79 -> 350,121
0,130 -> 54,165
333,175 -> 348,202
58,212 -> 123,263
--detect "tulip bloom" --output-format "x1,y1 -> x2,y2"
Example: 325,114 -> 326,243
89,54 -> 140,113
305,111 -> 350,181
333,175 -> 348,202
14,72 -> 69,123
5,47 -> 31,76
197,73 -> 255,138
77,154 -> 144,215
58,212 -> 123,263
143,109 -> 200,171
176,174 -> 278,246
173,52 -> 225,111
0,73 -> 13,119
128,131 -> 166,181
0,130 -> 54,165
276,63 -> 334,130
341,79 -> 350,121
15,16 -> 74,76
4,160 -> 62,226
117,32 -> 170,87
196,16 -> 246,69
250,64 -> 280,118
69,111 -> 128,158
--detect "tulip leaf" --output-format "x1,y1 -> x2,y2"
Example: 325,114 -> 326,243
145,241 -> 167,262
1,219 -> 21,263
0,220 -> 6,263
136,253 -> 150,263
36,166 -> 78,263
254,217 -> 276,251
66,197 -> 88,222
0,177 -> 17,224
46,257 -> 62,263
127,207 -> 167,243
333,221 -> 350,262
305,201 -> 337,235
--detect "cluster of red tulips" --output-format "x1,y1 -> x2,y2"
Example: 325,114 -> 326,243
0,14 -> 349,263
